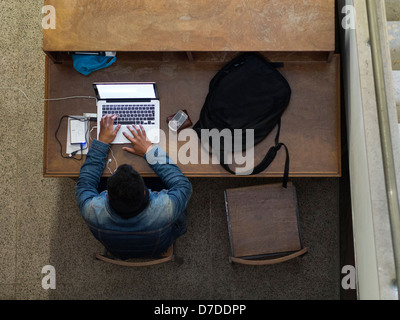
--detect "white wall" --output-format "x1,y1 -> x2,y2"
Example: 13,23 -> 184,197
339,0 -> 398,299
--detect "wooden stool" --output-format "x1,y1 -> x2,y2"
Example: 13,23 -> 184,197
224,182 -> 308,265
95,244 -> 175,267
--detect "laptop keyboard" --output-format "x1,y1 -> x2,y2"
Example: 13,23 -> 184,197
102,103 -> 156,125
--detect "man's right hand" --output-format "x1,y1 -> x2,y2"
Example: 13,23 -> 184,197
98,114 -> 121,144
122,125 -> 153,157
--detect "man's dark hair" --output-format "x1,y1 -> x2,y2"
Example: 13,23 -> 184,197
107,164 -> 148,219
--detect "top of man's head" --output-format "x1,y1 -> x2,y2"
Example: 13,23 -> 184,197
107,164 -> 147,218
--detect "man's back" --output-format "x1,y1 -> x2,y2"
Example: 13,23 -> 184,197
75,118 -> 192,260
81,187 -> 187,259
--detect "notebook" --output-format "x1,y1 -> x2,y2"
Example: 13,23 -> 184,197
94,82 -> 160,144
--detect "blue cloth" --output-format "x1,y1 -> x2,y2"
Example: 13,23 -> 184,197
72,54 -> 117,76
75,140 -> 192,259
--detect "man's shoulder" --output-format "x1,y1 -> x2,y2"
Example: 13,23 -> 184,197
80,192 -> 110,223
148,190 -> 173,207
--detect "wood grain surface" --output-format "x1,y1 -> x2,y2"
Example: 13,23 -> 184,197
225,182 -> 302,258
43,53 -> 341,177
43,0 -> 335,52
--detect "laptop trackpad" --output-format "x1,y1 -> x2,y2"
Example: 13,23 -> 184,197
111,126 -> 159,144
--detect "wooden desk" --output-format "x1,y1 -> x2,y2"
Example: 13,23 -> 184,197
43,0 -> 334,59
43,53 -> 341,177
42,0 -> 340,178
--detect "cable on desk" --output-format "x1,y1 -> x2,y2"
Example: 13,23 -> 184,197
106,147 -> 118,174
0,87 -> 97,160
4,87 -> 118,169
89,126 -> 97,142
0,87 -> 97,101
55,115 -> 90,160
45,96 -> 97,101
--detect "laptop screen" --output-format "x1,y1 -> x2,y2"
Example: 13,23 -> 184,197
94,83 -> 157,100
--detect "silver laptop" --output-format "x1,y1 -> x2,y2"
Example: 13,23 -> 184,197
94,82 -> 160,144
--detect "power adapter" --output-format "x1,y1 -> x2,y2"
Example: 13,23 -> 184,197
83,113 -> 97,121
69,118 -> 87,144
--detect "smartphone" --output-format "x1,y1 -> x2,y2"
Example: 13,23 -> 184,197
168,110 -> 188,132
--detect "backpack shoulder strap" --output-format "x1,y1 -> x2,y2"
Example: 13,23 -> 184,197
219,120 -> 290,188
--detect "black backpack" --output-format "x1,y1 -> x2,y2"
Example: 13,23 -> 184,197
193,53 -> 291,187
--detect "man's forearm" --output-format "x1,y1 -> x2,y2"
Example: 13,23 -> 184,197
144,145 -> 192,214
75,140 -> 109,211
144,146 -> 187,188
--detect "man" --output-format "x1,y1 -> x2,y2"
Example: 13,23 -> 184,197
75,114 -> 192,259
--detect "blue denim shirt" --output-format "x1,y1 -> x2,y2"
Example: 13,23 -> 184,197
75,139 -> 192,259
